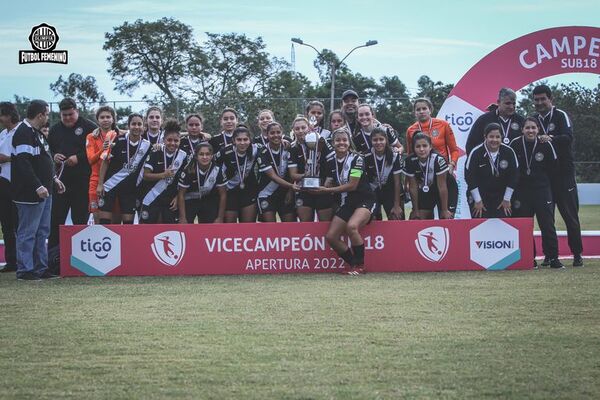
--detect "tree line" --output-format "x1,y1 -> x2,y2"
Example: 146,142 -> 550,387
9,18 -> 600,182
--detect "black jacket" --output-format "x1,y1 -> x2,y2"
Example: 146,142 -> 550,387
534,106 -> 574,175
48,116 -> 97,180
11,120 -> 55,203
510,136 -> 558,189
465,143 -> 519,203
466,111 -> 525,155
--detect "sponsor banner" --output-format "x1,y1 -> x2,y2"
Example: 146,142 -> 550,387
449,26 -> 600,111
60,219 -> 534,277
436,26 -> 600,219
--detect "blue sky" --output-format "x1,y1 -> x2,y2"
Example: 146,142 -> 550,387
1,0 -> 598,103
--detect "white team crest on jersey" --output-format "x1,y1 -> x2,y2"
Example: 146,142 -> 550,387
535,152 -> 544,162
415,227 -> 450,263
151,231 -> 186,267
548,123 -> 555,132
499,160 -> 508,169
510,122 -> 520,130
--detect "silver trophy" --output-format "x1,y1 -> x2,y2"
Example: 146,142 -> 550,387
302,131 -> 321,188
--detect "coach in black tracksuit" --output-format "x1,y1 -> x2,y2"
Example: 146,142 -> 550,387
532,85 -> 583,267
47,99 -> 97,253
466,88 -> 525,155
465,123 -> 519,218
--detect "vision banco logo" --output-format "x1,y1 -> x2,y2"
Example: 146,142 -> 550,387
470,219 -> 520,270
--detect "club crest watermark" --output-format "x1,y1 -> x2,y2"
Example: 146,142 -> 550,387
19,23 -> 68,65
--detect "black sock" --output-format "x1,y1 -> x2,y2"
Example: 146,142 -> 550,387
339,249 -> 354,266
122,220 -> 133,224
99,218 -> 111,225
352,244 -> 365,265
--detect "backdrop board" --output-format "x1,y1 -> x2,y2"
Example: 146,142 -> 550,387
61,218 -> 534,277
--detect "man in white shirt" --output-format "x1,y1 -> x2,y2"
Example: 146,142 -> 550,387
0,102 -> 20,272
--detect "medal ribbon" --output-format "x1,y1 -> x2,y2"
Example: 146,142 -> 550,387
484,143 -> 500,177
537,108 -> 554,135
234,150 -> 248,186
335,154 -> 350,185
522,136 -> 537,175
418,153 -> 432,188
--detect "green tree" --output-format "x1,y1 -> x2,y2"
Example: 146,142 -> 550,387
519,81 -> 600,182
12,95 -> 31,121
185,33 -> 295,132
49,73 -> 106,112
307,49 -> 378,111
416,75 -> 454,113
371,76 -> 412,141
103,18 -> 196,115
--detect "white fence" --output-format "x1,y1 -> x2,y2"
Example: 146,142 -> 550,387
579,183 -> 600,205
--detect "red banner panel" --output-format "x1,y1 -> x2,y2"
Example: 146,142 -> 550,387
60,218 -> 534,277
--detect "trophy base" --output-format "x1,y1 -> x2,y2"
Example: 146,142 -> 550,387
302,177 -> 320,188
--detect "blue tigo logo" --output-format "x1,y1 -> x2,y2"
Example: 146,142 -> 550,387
71,225 -> 121,276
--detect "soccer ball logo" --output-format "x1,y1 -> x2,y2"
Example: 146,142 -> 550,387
415,227 -> 450,262
151,231 -> 186,267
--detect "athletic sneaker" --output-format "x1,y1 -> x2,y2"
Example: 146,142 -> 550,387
343,267 -> 365,275
573,255 -> 584,267
40,271 -> 60,280
533,260 -> 539,270
549,259 -> 565,269
541,257 -> 551,267
17,272 -> 41,281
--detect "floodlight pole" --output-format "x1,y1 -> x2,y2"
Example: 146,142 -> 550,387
291,38 -> 378,112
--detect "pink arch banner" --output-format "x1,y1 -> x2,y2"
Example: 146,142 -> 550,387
436,26 -> 600,218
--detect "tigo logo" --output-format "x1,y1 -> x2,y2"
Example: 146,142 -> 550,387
71,225 -> 121,276
415,227 -> 450,262
470,219 -> 520,270
151,231 -> 186,267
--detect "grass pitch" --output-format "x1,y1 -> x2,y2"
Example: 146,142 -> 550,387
1,261 -> 599,399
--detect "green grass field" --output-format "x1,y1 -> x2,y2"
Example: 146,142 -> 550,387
1,261 -> 599,399
539,204 -> 600,231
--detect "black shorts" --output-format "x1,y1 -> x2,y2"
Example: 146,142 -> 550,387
373,186 -> 404,220
226,186 -> 257,212
184,197 -> 219,223
257,190 -> 295,216
139,203 -> 177,224
335,194 -> 377,222
295,191 -> 334,210
417,174 -> 458,213
100,189 -> 137,215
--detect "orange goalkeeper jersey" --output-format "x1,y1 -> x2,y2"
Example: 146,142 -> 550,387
86,129 -> 117,188
406,118 -> 459,164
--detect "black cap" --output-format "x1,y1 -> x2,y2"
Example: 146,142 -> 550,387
341,90 -> 359,100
